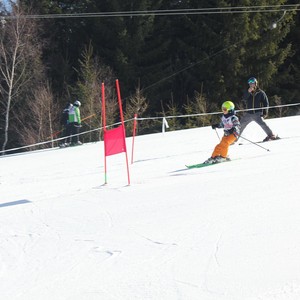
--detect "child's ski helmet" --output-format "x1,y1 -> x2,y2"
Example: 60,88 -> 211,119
222,101 -> 235,112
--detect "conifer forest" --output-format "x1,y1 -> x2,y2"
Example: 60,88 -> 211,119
0,1 -> 300,152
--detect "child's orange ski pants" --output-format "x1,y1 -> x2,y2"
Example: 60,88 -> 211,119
212,134 -> 237,158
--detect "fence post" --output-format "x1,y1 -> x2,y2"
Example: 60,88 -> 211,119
162,117 -> 169,133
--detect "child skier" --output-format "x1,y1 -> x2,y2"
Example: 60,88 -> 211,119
204,101 -> 240,164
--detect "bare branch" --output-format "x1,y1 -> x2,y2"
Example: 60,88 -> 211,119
0,4 -> 42,153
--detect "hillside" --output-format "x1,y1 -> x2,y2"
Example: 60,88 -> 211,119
1,116 -> 300,300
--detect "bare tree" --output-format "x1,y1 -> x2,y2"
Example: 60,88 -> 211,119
271,95 -> 289,118
184,83 -> 213,128
124,83 -> 148,136
0,3 -> 41,153
164,93 -> 182,130
13,82 -> 58,149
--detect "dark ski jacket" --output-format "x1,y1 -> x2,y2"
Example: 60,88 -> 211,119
242,87 -> 269,116
61,103 -> 73,126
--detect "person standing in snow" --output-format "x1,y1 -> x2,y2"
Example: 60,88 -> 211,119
204,101 -> 240,164
68,100 -> 82,146
239,77 -> 278,142
59,102 -> 73,147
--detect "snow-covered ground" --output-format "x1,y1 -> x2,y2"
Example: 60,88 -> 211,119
1,115 -> 300,300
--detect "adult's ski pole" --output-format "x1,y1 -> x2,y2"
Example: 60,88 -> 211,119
239,135 -> 270,152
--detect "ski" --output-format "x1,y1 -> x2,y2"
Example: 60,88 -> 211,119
258,136 -> 281,143
186,158 -> 230,169
238,136 -> 281,145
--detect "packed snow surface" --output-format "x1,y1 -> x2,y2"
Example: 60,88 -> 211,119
1,115 -> 300,300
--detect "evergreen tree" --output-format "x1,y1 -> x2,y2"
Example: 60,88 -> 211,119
138,0 -> 296,114
74,42 -> 117,143
270,2 -> 300,114
18,0 -> 300,125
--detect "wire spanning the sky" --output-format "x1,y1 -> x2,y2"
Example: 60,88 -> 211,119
1,3 -> 298,99
1,4 -> 300,19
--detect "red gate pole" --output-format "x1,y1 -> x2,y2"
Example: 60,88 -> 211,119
115,79 -> 130,185
101,82 -> 108,184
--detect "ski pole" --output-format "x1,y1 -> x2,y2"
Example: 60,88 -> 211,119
214,129 -> 220,141
239,135 -> 270,152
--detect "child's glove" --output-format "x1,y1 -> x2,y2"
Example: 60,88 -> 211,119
211,124 -> 219,129
233,130 -> 239,138
226,127 -> 239,138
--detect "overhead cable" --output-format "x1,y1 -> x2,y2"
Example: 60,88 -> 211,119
1,4 -> 300,19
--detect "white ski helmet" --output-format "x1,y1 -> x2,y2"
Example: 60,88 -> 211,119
74,100 -> 81,107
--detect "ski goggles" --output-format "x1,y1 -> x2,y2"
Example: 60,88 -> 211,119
248,78 -> 257,84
